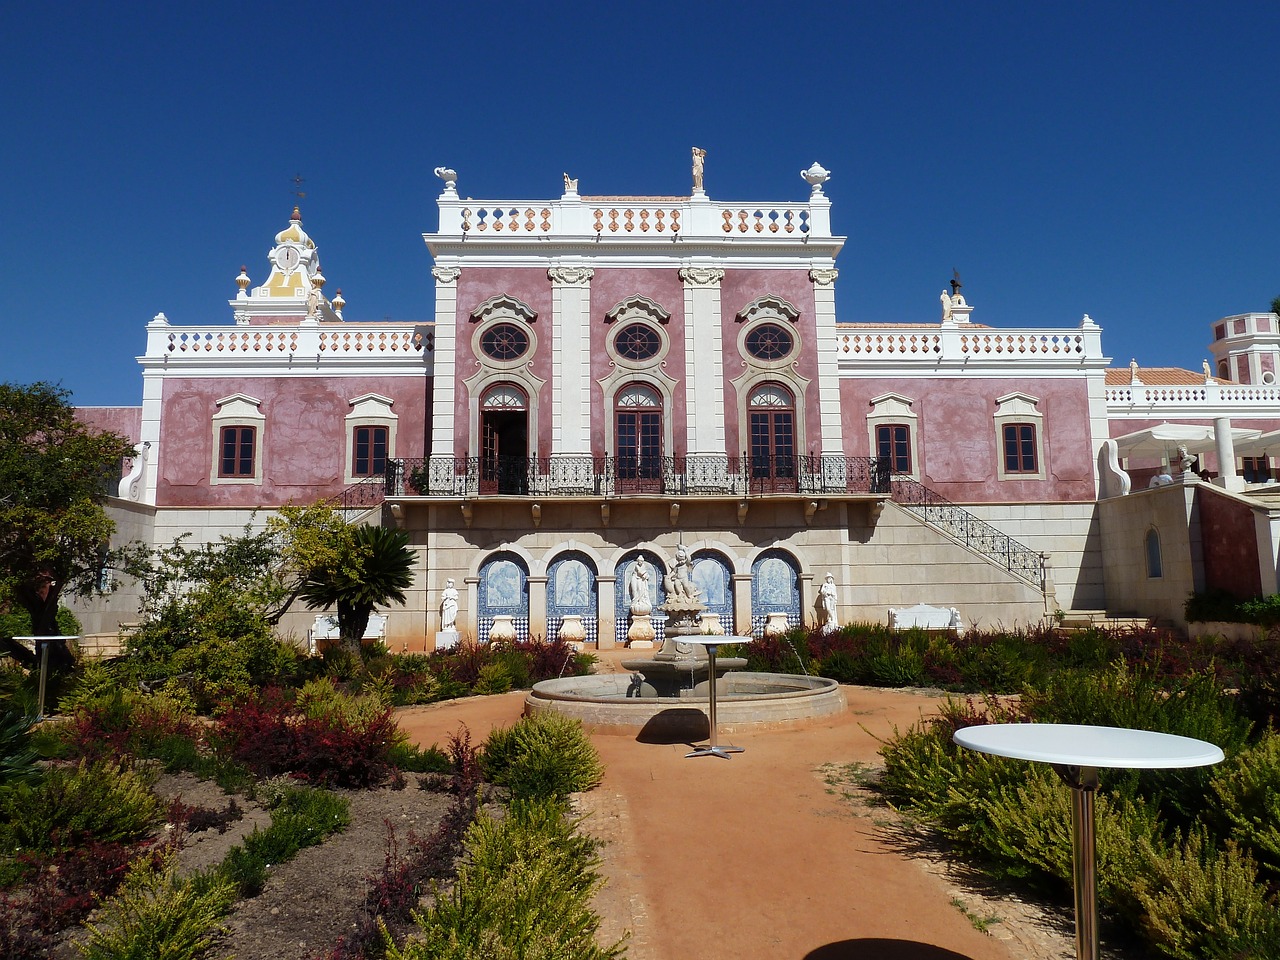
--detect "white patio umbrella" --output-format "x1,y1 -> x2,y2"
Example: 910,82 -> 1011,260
1228,429 -> 1280,458
1110,423 -> 1261,460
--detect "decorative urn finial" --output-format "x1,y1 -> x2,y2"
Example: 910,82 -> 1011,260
235,265 -> 251,296
801,162 -> 831,196
434,166 -> 458,192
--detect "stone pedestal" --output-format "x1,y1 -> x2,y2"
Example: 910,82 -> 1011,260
627,612 -> 656,647
435,629 -> 459,652
488,615 -> 517,644
699,612 -> 725,636
764,612 -> 791,638
558,614 -> 586,645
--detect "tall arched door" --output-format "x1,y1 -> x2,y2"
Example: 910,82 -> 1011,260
481,385 -> 529,494
615,384 -> 663,493
749,383 -> 796,492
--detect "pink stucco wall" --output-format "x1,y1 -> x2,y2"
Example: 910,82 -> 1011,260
840,376 -> 1096,501
1197,485 -> 1262,598
588,268 -> 688,457
77,407 -> 142,444
454,268 -> 556,458
720,269 -> 819,458
156,376 -> 428,507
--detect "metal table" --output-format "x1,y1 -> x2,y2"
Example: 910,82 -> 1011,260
953,723 -> 1224,960
12,636 -> 79,719
686,637 -> 745,759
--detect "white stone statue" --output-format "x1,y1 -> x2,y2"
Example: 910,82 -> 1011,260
434,166 -> 458,190
440,578 -> 459,631
691,147 -> 706,192
563,172 -> 578,193
1203,359 -> 1213,381
664,543 -> 699,600
628,559 -> 652,616
817,573 -> 839,633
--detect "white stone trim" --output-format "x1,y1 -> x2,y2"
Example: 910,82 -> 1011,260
210,393 -> 265,486
343,393 -> 398,485
867,392 -> 920,480
680,269 -> 726,454
994,392 -> 1047,482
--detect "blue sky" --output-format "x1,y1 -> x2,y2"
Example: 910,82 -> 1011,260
2,2 -> 1277,406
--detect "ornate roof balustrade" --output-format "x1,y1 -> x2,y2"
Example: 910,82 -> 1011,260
1105,381 -> 1280,417
432,195 -> 832,242
836,322 -> 1106,366
384,454 -> 889,500
141,318 -> 432,363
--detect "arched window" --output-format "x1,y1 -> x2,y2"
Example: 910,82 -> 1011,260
615,384 -> 663,492
1145,528 -> 1163,579
749,383 -> 796,491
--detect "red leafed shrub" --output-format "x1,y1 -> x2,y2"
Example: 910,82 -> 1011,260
213,687 -> 399,788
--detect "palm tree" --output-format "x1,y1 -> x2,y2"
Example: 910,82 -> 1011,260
300,524 -> 414,653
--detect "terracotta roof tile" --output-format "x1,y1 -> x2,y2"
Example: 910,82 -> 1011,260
1105,366 -> 1227,386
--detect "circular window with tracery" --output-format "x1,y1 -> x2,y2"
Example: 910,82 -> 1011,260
614,323 -> 661,362
480,323 -> 530,361
745,323 -> 794,361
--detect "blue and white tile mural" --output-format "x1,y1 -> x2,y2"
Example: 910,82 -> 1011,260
750,550 -> 800,637
478,553 -> 529,643
691,552 -> 734,634
547,553 -> 598,644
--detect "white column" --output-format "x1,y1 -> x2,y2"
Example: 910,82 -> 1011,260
680,267 -> 726,454
1213,416 -> 1244,492
548,266 -> 594,456
429,267 -> 461,464
810,268 -> 844,455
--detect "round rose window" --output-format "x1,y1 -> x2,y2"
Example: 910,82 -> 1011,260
615,323 -> 661,362
480,323 -> 530,361
745,323 -> 794,361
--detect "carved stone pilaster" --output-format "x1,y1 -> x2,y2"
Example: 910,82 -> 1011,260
548,266 -> 594,286
432,267 -> 461,284
809,269 -> 839,286
679,267 -> 725,287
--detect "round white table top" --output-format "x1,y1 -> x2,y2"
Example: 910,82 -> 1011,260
953,723 -> 1225,770
694,636 -> 751,649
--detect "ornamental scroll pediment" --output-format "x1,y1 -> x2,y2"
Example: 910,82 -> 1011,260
679,267 -> 725,287
604,294 -> 670,325
469,293 -> 538,324
736,295 -> 801,324
547,266 -> 594,286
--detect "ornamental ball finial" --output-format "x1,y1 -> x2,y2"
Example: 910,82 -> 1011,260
801,162 -> 831,196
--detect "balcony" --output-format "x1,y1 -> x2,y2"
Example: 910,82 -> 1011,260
383,454 -> 890,500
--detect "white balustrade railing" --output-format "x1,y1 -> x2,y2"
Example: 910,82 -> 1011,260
1105,382 -> 1280,409
144,322 -> 431,361
837,323 -> 1104,363
435,193 -> 832,239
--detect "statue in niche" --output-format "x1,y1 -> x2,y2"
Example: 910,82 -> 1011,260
628,558 -> 653,616
816,573 -> 840,633
440,579 -> 459,632
691,147 -> 707,192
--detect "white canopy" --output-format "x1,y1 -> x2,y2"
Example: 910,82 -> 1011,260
1110,423 -> 1262,459
1230,429 -> 1280,458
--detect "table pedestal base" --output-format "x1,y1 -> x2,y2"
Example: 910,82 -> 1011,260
1055,764 -> 1100,960
685,643 -> 744,759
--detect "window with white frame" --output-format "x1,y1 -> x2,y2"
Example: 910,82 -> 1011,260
866,393 -> 920,479
345,394 -> 398,484
211,394 -> 265,485
993,393 -> 1046,481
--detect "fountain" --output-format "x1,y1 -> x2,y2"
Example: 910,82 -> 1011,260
526,545 -> 844,734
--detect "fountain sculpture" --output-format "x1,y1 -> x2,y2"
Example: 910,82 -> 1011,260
525,544 -> 844,733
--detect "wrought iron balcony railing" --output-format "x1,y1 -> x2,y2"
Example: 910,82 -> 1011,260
384,454 -> 891,499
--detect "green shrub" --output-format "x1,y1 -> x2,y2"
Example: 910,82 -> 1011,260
0,706 -> 40,788
215,785 -> 350,897
78,854 -> 236,960
1131,829 -> 1280,959
472,662 -> 514,696
482,712 -> 603,800
388,798 -> 623,960
1,760 -> 161,856
387,741 -> 452,773
1209,731 -> 1280,879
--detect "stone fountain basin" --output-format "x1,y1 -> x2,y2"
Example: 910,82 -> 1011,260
525,672 -> 846,735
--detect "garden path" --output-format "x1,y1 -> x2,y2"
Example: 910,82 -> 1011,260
396,662 -> 1081,960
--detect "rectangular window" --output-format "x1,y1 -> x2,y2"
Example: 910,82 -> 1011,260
1243,457 -> 1271,483
876,424 -> 912,474
353,425 -> 389,477
219,426 -> 256,478
1002,423 -> 1038,474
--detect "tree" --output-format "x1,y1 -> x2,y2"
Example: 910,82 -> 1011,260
1271,294 -> 1280,318
0,382 -> 135,671
299,524 -> 415,652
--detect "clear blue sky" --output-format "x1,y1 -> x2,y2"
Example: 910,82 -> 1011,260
2,2 -> 1277,406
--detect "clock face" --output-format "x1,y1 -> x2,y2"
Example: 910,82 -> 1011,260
274,246 -> 300,271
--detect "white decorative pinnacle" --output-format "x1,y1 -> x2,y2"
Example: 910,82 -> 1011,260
434,166 -> 458,193
802,162 -> 831,197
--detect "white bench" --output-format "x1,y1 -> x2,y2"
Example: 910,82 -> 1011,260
308,613 -> 388,653
888,603 -> 965,636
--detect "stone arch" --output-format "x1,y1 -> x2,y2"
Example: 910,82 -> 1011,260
750,549 -> 801,637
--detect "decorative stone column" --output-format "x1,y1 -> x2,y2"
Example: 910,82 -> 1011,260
1214,416 -> 1244,491
429,267 -> 461,476
548,266 -> 594,456
680,267 -> 727,455
810,268 -> 845,456
527,575 -> 548,641
733,573 -> 754,639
